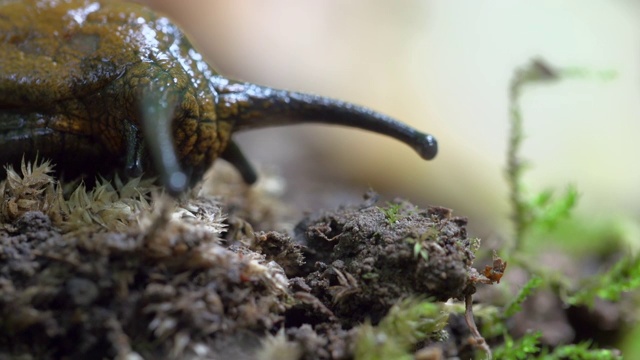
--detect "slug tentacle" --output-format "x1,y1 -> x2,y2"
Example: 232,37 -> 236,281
220,140 -> 258,184
140,77 -> 188,195
219,82 -> 438,161
123,121 -> 145,178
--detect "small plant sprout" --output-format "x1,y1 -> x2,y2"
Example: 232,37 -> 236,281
378,202 -> 403,226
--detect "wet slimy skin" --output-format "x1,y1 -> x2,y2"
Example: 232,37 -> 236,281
0,0 -> 437,194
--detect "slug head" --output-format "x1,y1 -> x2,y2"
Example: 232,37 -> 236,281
125,4 -> 437,195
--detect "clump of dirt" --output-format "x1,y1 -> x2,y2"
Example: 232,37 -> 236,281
0,161 -> 484,359
293,196 -> 476,325
0,208 -> 289,359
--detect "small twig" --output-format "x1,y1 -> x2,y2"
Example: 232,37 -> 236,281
464,293 -> 492,359
294,292 -> 337,321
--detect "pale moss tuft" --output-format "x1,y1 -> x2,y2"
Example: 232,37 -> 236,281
0,157 -> 230,235
0,158 -> 64,224
172,196 -> 228,235
353,298 -> 450,360
256,329 -> 303,360
61,175 -> 157,232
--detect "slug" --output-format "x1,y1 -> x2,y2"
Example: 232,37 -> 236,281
0,0 -> 437,195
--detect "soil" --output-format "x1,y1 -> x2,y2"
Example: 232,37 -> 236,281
0,162 -> 486,359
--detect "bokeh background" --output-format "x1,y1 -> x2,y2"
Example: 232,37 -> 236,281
138,0 -> 640,239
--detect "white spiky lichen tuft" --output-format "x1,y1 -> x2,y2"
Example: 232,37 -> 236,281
0,158 -> 228,236
0,158 -> 64,224
61,175 -> 158,232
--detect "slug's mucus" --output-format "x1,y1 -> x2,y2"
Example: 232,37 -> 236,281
0,0 -> 437,195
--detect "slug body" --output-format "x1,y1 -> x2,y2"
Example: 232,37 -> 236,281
0,0 -> 437,194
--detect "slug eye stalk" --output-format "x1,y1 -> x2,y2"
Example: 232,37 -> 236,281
223,82 -> 438,161
140,83 -> 188,196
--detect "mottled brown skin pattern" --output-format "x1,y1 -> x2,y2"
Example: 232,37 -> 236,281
0,0 -> 227,183
0,0 -> 437,194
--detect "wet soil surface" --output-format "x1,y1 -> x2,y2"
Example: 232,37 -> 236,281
0,176 -> 479,359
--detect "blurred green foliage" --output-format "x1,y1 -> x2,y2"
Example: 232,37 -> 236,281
489,59 -> 632,359
353,59 -> 636,360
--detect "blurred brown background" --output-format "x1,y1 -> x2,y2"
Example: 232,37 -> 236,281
137,1 -> 640,237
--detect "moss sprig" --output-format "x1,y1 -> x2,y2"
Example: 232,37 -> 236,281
506,59 -> 579,252
567,255 -> 640,308
353,298 -> 449,360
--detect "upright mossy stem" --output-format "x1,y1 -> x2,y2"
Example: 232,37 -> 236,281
505,59 -> 615,253
506,59 -> 559,252
489,59 -> 629,360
